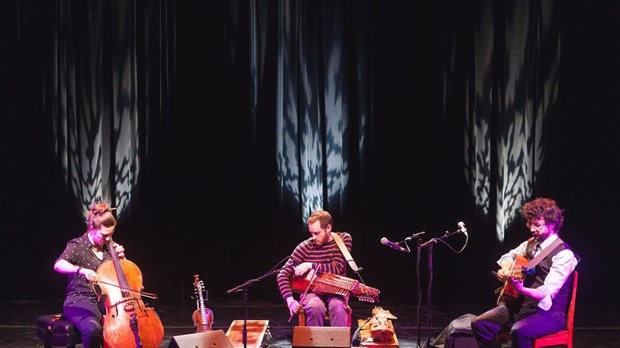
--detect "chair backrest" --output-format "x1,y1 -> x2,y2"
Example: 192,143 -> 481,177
566,271 -> 579,334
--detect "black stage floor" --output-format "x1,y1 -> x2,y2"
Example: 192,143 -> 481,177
1,298 -> 618,347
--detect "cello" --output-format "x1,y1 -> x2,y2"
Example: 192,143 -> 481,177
96,238 -> 164,348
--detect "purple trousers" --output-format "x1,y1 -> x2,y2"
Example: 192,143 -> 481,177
300,292 -> 349,327
470,304 -> 566,348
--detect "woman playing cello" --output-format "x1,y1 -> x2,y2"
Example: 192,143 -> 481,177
54,202 -> 163,348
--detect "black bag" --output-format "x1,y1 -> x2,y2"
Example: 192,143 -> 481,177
430,313 -> 478,348
36,313 -> 82,347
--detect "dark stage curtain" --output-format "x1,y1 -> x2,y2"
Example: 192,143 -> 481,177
1,0 -> 619,304
443,0 -> 561,242
48,0 -> 175,218
220,0 -> 373,228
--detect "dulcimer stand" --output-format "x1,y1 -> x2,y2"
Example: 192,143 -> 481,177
226,256 -> 290,348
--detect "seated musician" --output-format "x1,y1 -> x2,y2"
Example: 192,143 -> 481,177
276,210 -> 351,327
53,202 -> 126,348
470,197 -> 579,348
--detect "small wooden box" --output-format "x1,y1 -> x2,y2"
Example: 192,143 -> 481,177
293,326 -> 351,347
225,319 -> 270,348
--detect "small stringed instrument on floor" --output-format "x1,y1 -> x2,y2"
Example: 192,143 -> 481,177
192,274 -> 214,332
495,255 -> 532,305
368,306 -> 397,342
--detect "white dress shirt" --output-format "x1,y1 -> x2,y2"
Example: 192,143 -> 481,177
497,234 -> 578,310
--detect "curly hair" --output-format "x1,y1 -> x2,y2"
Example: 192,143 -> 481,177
307,210 -> 333,229
522,197 -> 564,231
87,202 -> 117,229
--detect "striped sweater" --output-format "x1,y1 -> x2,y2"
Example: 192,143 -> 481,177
277,232 -> 352,301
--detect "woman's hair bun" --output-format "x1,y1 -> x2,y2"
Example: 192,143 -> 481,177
89,202 -> 116,216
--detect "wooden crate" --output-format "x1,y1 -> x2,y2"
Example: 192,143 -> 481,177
225,320 -> 269,348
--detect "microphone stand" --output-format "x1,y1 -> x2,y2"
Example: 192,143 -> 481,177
416,229 -> 466,348
388,232 -> 425,348
416,238 -> 423,348
227,261 -> 287,348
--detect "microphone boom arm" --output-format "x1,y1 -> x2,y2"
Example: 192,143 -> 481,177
420,226 -> 467,249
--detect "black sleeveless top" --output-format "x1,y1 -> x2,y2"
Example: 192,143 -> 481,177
521,239 -> 574,313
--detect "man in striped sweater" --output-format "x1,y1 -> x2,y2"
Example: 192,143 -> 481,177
277,210 -> 352,326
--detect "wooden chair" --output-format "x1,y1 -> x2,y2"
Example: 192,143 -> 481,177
533,271 -> 579,348
298,295 -> 352,327
497,271 -> 579,347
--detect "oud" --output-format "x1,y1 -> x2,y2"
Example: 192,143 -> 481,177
192,274 -> 214,332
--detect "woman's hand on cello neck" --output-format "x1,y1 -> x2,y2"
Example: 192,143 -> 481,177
104,236 -> 126,260
110,242 -> 126,259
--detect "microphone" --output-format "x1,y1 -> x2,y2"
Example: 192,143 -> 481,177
405,231 -> 426,240
458,221 -> 468,235
380,237 -> 409,253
